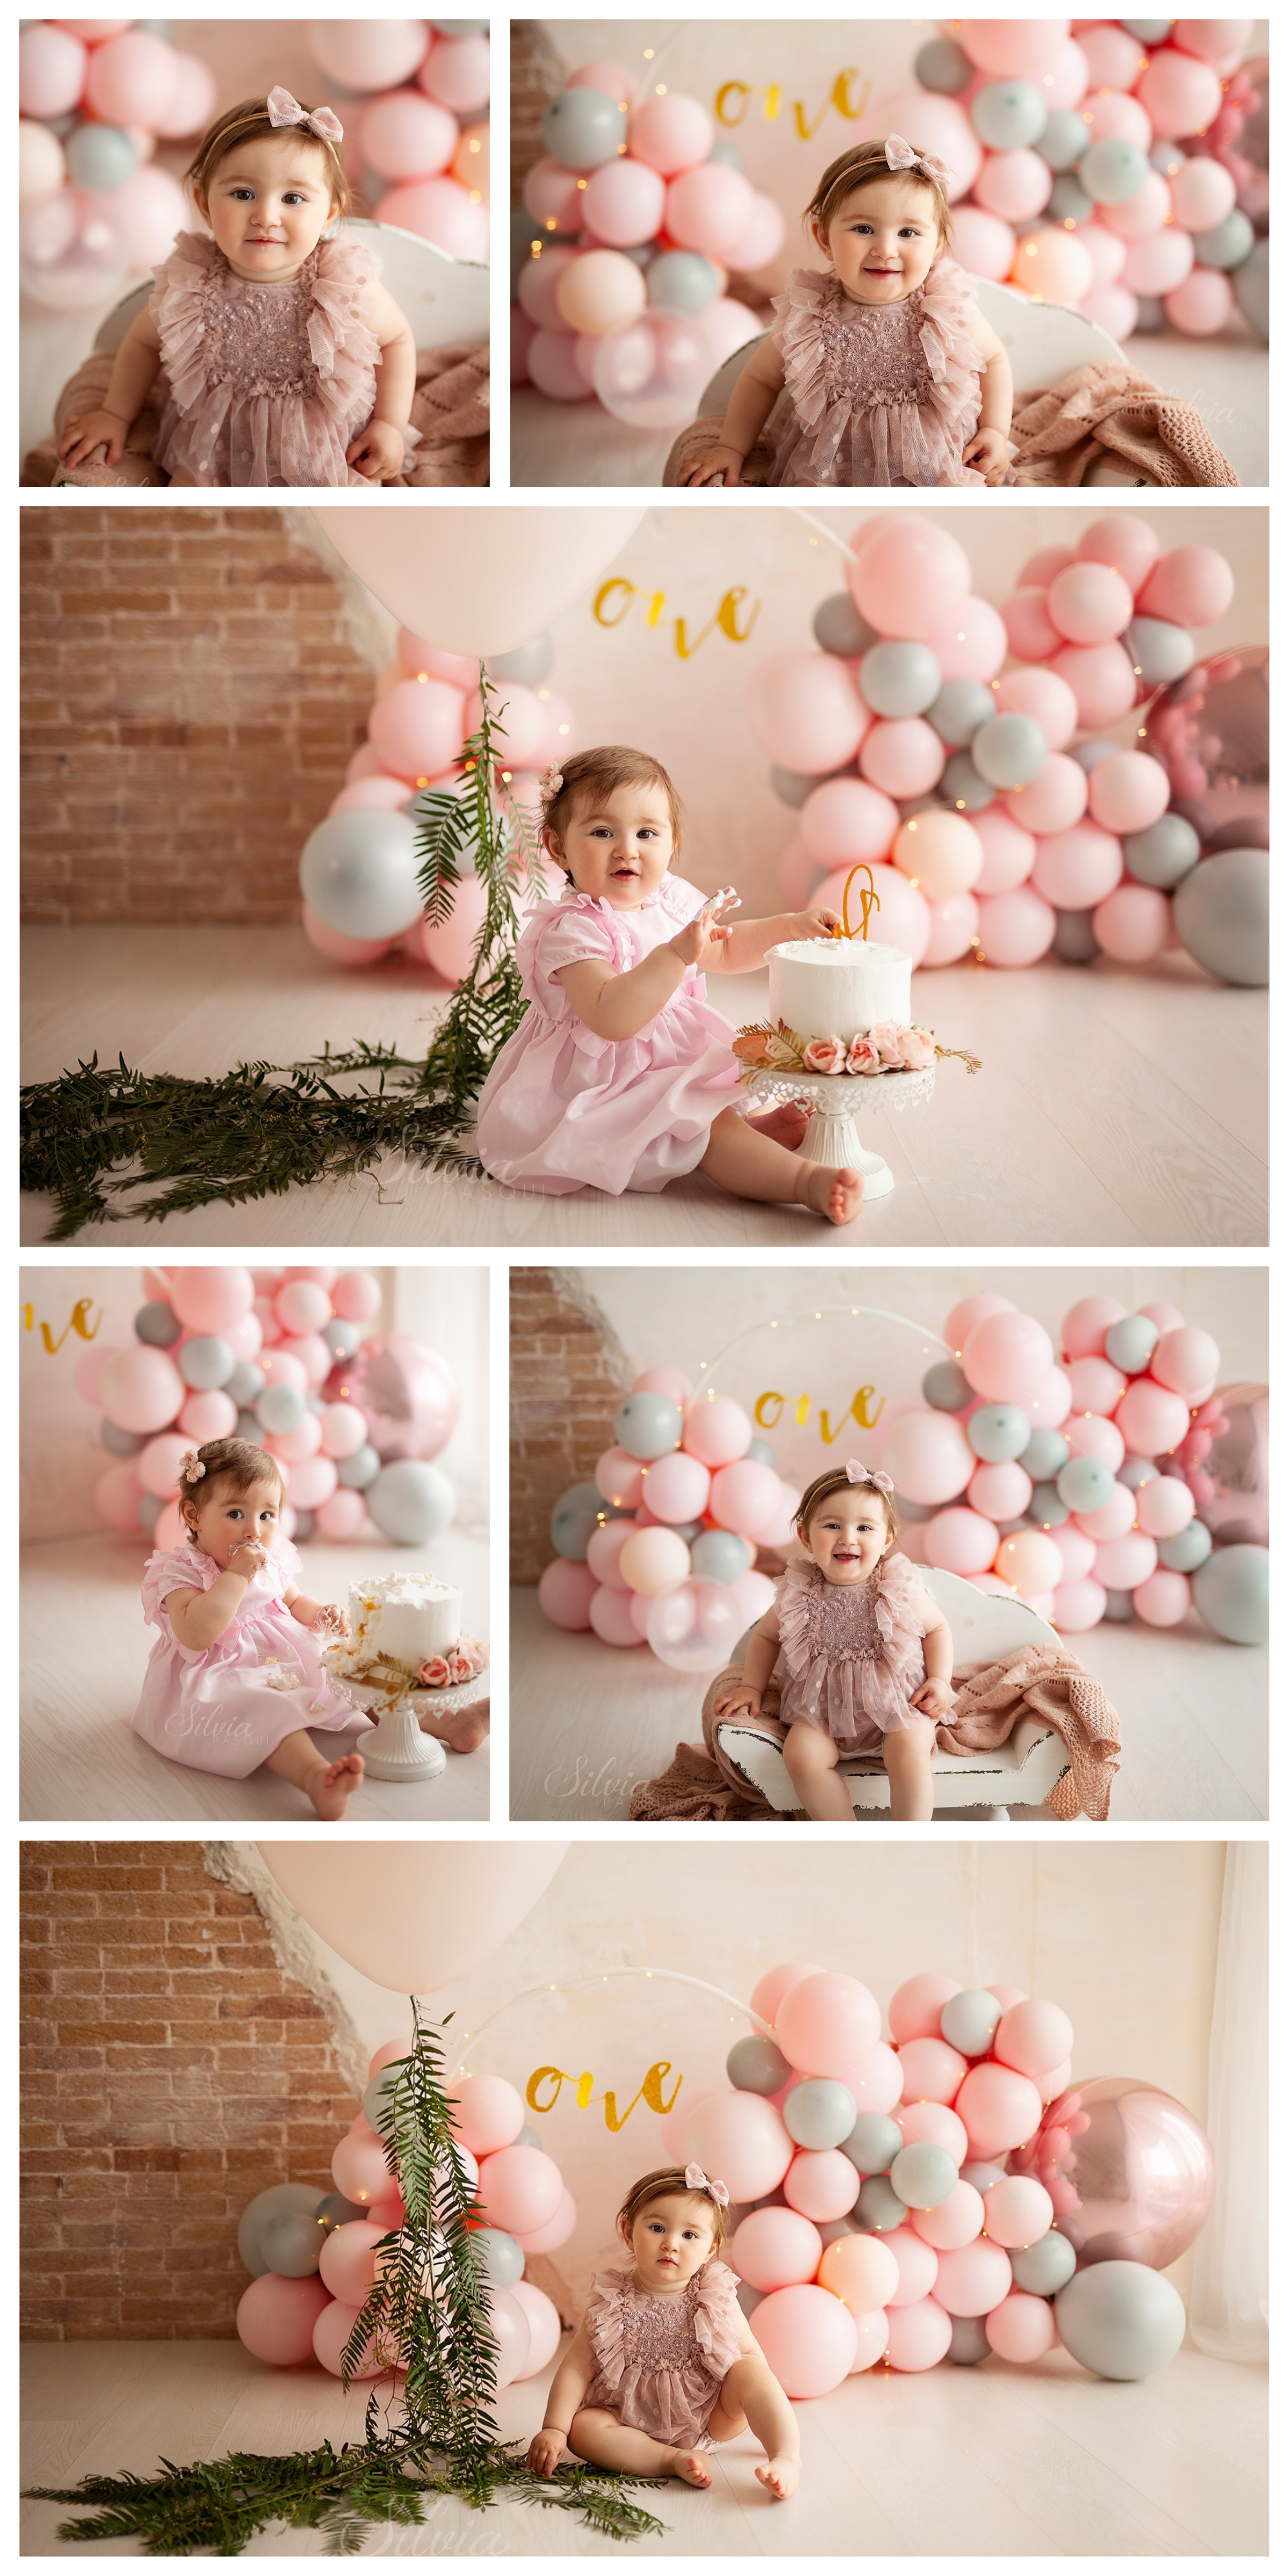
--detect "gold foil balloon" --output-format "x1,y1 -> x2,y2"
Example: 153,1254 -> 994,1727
1195,1385 -> 1269,1547
1143,647 -> 1268,851
1012,2077 -> 1215,2271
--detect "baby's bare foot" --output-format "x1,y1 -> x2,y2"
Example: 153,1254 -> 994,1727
799,1162 -> 862,1226
671,2448 -> 713,2488
755,2453 -> 800,2501
421,1697 -> 490,1755
310,1752 -> 365,1819
750,1100 -> 813,1153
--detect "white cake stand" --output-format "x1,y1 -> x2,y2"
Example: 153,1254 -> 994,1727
327,1667 -> 490,1783
746,1065 -> 936,1200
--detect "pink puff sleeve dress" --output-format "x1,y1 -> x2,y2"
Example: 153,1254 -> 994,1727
147,230 -> 415,488
773,1551 -> 952,1754
132,1535 -> 364,1778
764,258 -> 1014,489
582,2261 -> 744,2447
473,877 -> 743,1195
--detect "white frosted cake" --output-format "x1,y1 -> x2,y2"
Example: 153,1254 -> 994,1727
768,938 -> 913,1042
348,1572 -> 461,1675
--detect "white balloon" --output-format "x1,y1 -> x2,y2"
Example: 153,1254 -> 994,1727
256,1844 -> 569,1992
312,506 -> 647,659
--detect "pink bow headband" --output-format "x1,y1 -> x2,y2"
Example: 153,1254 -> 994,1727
684,2163 -> 730,2210
885,131 -> 956,189
266,86 -> 344,146
847,1460 -> 894,1493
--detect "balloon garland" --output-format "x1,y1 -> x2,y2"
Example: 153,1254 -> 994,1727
752,514 -> 1267,985
308,19 -> 489,262
77,1265 -> 462,1551
19,21 -> 204,309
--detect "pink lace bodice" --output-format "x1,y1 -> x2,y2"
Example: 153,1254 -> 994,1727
582,2261 -> 743,2447
775,1551 -> 949,1744
766,258 -> 1012,489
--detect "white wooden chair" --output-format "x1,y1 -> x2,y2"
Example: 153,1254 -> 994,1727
715,1566 -> 1070,1821
93,214 -> 488,357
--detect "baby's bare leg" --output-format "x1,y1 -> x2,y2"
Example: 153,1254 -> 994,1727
419,1694 -> 489,1754
265,1730 -> 365,1820
568,2407 -> 711,2488
782,1719 -> 854,1823
699,1108 -> 861,1226
711,2357 -> 800,2499
882,1715 -> 937,1822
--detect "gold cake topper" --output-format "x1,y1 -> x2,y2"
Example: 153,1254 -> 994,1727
831,863 -> 881,942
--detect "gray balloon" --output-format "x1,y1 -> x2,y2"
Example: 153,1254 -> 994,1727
891,2141 -> 958,2209
540,88 -> 627,170
915,35 -> 971,93
1049,174 -> 1094,226
959,2162 -> 1007,2195
923,1359 -> 971,1412
475,2228 -> 525,2289
101,1417 -> 146,1456
369,1460 -> 455,1546
516,2125 -> 541,2152
1055,2259 -> 1186,2380
325,1317 -> 362,1361
1118,1455 -> 1160,1492
769,764 -> 819,809
973,712 -> 1048,790
737,2279 -> 764,2316
1133,295 -> 1166,332
842,2112 -> 904,2175
1029,1482 -> 1070,1528
1070,737 -> 1119,775
236,1410 -> 263,1442
1173,850 -> 1267,986
971,79 -> 1046,151
648,250 -> 719,314
785,2078 -> 860,2150
1103,1587 -> 1135,1620
1125,618 -> 1195,692
860,641 -> 942,719
1053,909 -> 1101,964
238,2182 -> 325,2278
178,1334 -> 234,1391
1039,110 -> 1094,172
1191,209 -> 1255,270
817,2215 -> 860,2248
487,633 -> 554,687
857,2175 -> 907,2231
260,2210 -> 324,2277
316,2192 -> 367,2231
292,1511 -> 316,1543
812,592 -> 877,659
1011,2230 -> 1077,2296
940,750 -> 995,812
135,1300 -> 181,1346
928,679 -> 994,748
940,1988 -> 1002,2060
947,2314 -> 991,2365
363,2069 -> 401,2132
137,1493 -> 162,1535
1158,1520 -> 1212,1573
706,137 -> 743,168
1122,811 -> 1199,887
892,1492 -> 933,1522
225,1361 -> 266,1408
1124,21 -> 1174,40
337,1442 -> 381,1490
1233,236 -> 1268,339
726,2034 -> 792,2096
1022,1428 -> 1068,1480
1191,1542 -> 1269,1645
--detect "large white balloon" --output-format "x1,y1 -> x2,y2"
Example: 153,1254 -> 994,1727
312,507 -> 646,658
256,1843 -> 568,1992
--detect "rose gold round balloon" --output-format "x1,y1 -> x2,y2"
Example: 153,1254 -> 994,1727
1144,647 -> 1268,852
1010,2078 -> 1214,2270
333,1333 -> 460,1461
1202,55 -> 1268,229
1196,1383 -> 1269,1547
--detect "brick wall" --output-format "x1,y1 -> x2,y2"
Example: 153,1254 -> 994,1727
21,1842 -> 359,2340
509,1267 -> 630,1582
511,21 -> 569,204
21,506 -> 375,925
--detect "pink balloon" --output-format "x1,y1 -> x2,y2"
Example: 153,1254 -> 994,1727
285,1454 -> 336,1510
986,2287 -> 1059,2362
96,1461 -> 143,1533
1150,1327 -> 1220,1399
331,2125 -> 392,2207
1003,587 -> 1063,663
1168,156 -> 1236,231
778,1973 -> 881,2078
732,1569 -> 778,1627
1062,1295 -> 1124,1359
1051,1575 -> 1108,1631
1083,88 -> 1152,150
860,718 -> 947,800
177,1388 -> 238,1444
1165,267 -> 1235,337
684,2090 -> 793,2201
1048,562 -> 1133,648
153,1500 -> 186,1551
236,2271 -> 330,2366
1134,1566 -> 1192,1626
1094,882 -> 1172,961
889,1973 -> 961,2043
972,808 -> 1036,895
1072,1483 -> 1136,1542
1081,283 -> 1140,341
1088,752 -> 1170,837
1094,1531 -> 1159,1590
800,777 -> 898,866
595,1447 -> 645,1509
1117,1376 -> 1191,1457
578,156 -> 665,247
319,2219 -> 385,2306
484,2287 -> 533,2392
278,1332 -> 332,1387
517,243 -> 579,332
884,2293 -> 953,2371
875,88 -> 981,198
100,1345 -> 185,1435
730,2205 -> 823,2291
932,2236 -> 1016,2318
922,891 -> 980,966
747,652 -> 867,774
850,516 -> 971,643
510,2279 -> 563,2379
882,2225 -> 941,2308
450,2074 -> 524,2159
955,2063 -> 1044,2160
1041,35 -> 1092,109
260,1349 -> 307,1394
1005,754 -> 1088,837
582,1520 -> 634,1589
968,1461 -> 1032,1522
683,1397 -> 753,1469
927,593 -> 1009,683
750,2283 -> 858,2397
665,162 -> 755,260
1065,1416 -> 1125,1473
476,2144 -> 562,2236
1031,823 -> 1122,911
168,1268 -> 253,1333
1137,545 -> 1234,629
962,1312 -> 1054,1405
974,147 -> 1052,223
949,204 -> 1016,281
275,1280 -> 331,1338
957,21 -> 1065,75
911,2182 -> 984,2251
1027,1364 -> 1073,1430
313,2298 -> 397,2382
923,1507 -> 1000,1577
783,2148 -> 860,2222
751,1961 -> 822,2023
976,886 -> 1056,967
538,1558 -> 597,1630
629,91 -> 712,175
641,1450 -> 711,1524
330,775 -> 417,819
1065,1353 -> 1126,1416
994,2001 -> 1073,2083
316,1401 -> 365,1463
1047,1524 -> 1096,1586
994,667 -> 1079,752
882,1410 -> 974,1507
314,1487 -> 366,1540
85,29 -> 179,126
588,1584 -> 646,1647
370,679 -> 466,785
361,90 -> 457,182
1099,171 -> 1173,245
1137,46 -> 1222,137
136,1431 -> 190,1501
896,2099 -> 967,2159
811,863 -> 931,964
379,177 -> 489,260
419,32 -> 491,117
304,906 -> 395,967
567,61 -> 637,101
19,25 -> 88,118
1049,641 -> 1137,730
895,2036 -> 969,2107
1122,229 -> 1197,298
514,2186 -> 577,2254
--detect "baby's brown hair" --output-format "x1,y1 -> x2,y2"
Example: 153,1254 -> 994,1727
178,1437 -> 286,1534
805,138 -> 952,254
541,746 -> 685,874
185,97 -> 352,219
795,1464 -> 900,1555
617,2166 -> 730,2251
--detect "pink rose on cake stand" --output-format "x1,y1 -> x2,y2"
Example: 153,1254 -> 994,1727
846,1034 -> 882,1075
898,1027 -> 936,1070
802,1035 -> 846,1075
868,1022 -> 906,1067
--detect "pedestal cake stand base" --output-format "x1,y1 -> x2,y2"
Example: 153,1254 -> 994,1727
747,1064 -> 936,1202
329,1670 -> 489,1783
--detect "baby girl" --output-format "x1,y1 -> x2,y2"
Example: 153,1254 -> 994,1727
715,1461 -> 954,1822
475,746 -> 864,1225
679,134 -> 1014,489
133,1435 -> 367,1819
58,89 -> 416,486
526,2163 -> 800,2500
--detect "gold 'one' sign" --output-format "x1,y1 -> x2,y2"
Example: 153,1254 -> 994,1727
22,1298 -> 102,1354
526,2061 -> 682,2131
714,70 -> 873,139
592,579 -> 761,659
755,1385 -> 885,1442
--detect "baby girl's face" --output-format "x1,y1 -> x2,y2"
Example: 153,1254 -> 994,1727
817,175 -> 941,305
187,1474 -> 283,1569
627,2193 -> 717,2291
202,135 -> 339,281
800,1494 -> 890,1586
548,783 -> 675,911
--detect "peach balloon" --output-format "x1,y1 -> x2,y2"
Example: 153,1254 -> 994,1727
618,1526 -> 691,1595
1005,754 -> 1088,836
819,2230 -> 899,2311
986,2287 -> 1059,2361
954,2063 -> 1043,2159
994,1530 -> 1063,1595
911,2181 -> 985,2251
1049,641 -> 1137,729
892,809 -> 981,898
931,2237 -> 1014,2317
888,1971 -> 961,2043
783,2149 -> 861,2222
895,2036 -> 968,2106
1010,227 -> 1093,305
729,2206 -> 823,2291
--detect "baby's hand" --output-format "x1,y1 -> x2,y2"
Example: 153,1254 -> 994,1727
910,1676 -> 952,1719
678,442 -> 745,488
314,1602 -> 352,1640
669,887 -> 741,971
58,408 -> 130,469
227,1538 -> 268,1580
527,2428 -> 565,2479
961,426 -> 1010,486
714,1681 -> 762,1719
793,906 -> 843,940
346,419 -> 406,482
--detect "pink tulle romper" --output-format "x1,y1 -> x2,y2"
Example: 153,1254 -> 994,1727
774,1552 -> 951,1755
474,878 -> 742,1196
765,257 -> 1012,488
133,1535 -> 362,1779
582,2261 -> 744,2447
148,230 -> 409,487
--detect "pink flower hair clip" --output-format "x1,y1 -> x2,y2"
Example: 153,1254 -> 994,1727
266,86 -> 344,145
538,764 -> 564,798
846,1459 -> 894,1493
885,131 -> 956,189
684,2162 -> 730,2208
178,1451 -> 206,1482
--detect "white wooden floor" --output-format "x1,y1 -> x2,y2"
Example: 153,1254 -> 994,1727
21,926 -> 1267,1248
507,1589 -> 1267,1827
20,2334 -> 1267,2557
20,1530 -> 491,1824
